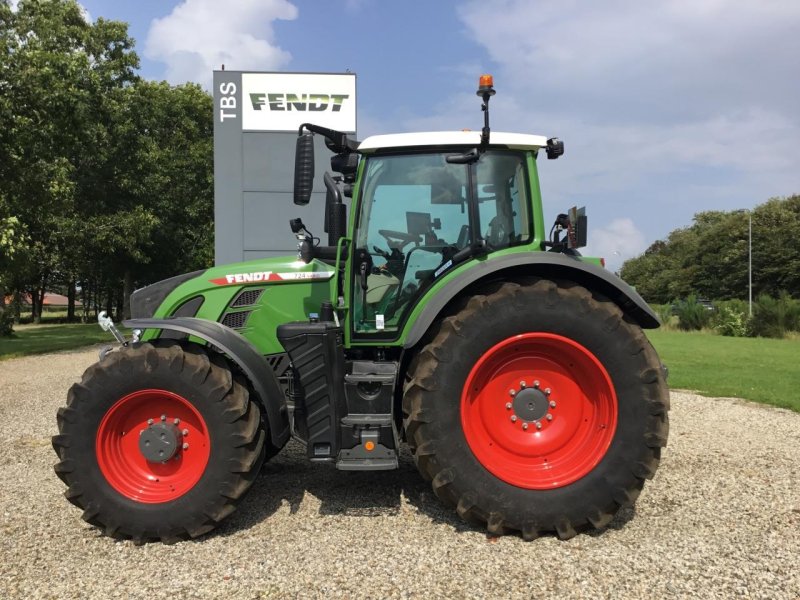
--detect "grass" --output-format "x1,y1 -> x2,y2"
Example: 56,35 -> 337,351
2,322 -> 798,413
646,329 -> 800,412
0,323 -> 125,360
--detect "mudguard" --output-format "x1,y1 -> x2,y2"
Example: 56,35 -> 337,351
404,252 -> 660,349
123,317 -> 290,448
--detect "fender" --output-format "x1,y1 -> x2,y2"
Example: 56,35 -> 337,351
123,317 -> 290,448
404,252 -> 660,349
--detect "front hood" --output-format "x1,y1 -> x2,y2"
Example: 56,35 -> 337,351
202,256 -> 336,287
132,257 -> 335,319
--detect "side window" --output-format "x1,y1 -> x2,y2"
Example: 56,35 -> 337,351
354,154 -> 469,334
476,153 -> 531,250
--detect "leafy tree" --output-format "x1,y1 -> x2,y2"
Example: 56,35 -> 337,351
622,196 -> 800,304
1,0 -> 138,321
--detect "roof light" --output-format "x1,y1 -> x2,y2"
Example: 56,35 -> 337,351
479,74 -> 494,89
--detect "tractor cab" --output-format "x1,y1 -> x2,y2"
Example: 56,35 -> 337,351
290,74 -> 572,339
350,135 -> 542,335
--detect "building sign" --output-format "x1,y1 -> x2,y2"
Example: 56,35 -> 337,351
241,72 -> 356,132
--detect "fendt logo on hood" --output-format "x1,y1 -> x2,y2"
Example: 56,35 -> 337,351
249,93 -> 350,112
209,271 -> 335,286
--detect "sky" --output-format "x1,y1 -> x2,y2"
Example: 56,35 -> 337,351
32,0 -> 800,270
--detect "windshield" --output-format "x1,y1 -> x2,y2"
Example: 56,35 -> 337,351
353,150 -> 531,335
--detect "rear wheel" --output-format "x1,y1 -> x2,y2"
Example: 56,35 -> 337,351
403,279 -> 669,539
53,341 -> 266,543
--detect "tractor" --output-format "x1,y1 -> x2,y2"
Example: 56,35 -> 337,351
53,75 -> 669,543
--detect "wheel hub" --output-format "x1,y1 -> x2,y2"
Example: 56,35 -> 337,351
512,387 -> 549,422
139,422 -> 181,462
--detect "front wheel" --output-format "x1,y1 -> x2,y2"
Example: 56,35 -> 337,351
403,279 -> 669,539
53,342 -> 266,543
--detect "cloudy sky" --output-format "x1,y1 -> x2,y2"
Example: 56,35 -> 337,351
56,1 -> 800,269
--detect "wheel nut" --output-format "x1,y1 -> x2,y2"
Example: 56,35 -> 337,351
544,388 -> 552,395
546,414 -> 553,421
182,443 -> 189,450
510,415 -> 518,423
509,389 -> 516,397
522,423 -> 529,430
505,402 -> 512,410
160,414 -> 166,421
173,418 -> 180,425
549,400 -> 557,408
147,418 -> 154,425
533,380 -> 540,388
520,381 -> 526,388
182,428 -> 189,436
536,421 -> 543,430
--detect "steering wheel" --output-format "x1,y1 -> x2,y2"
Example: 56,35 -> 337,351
378,229 -> 421,250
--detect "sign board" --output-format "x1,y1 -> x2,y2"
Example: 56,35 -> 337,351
241,72 -> 356,132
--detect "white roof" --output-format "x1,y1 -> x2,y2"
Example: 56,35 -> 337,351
357,131 -> 549,153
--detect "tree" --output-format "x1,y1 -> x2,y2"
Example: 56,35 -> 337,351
621,196 -> 800,303
1,0 -> 138,321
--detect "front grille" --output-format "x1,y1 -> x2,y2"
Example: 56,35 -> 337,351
231,289 -> 263,307
221,310 -> 251,329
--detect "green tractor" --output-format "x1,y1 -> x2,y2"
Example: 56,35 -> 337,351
53,76 -> 668,543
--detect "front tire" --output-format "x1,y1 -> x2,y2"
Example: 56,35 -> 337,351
403,279 -> 669,539
53,341 -> 266,543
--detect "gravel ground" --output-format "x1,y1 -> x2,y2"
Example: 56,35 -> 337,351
1,346 -> 798,599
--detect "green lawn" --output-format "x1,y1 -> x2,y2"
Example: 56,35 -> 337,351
0,323 -> 123,360
2,323 -> 798,413
646,329 -> 800,412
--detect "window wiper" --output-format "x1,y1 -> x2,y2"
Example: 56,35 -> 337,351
433,239 -> 487,279
445,148 -> 480,164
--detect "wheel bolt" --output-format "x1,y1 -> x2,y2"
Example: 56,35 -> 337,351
520,381 -> 526,389
510,415 -> 518,423
544,388 -> 552,396
522,423 -> 529,430
182,443 -> 189,450
533,380 -> 540,388
505,402 -> 512,410
160,414 -> 166,421
546,414 -> 553,421
549,400 -> 557,408
536,421 -> 543,430
147,418 -> 154,425
182,428 -> 189,436
173,418 -> 180,425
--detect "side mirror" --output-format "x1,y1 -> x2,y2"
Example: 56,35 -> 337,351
567,206 -> 587,249
293,130 -> 315,205
546,137 -> 564,160
323,172 -> 347,246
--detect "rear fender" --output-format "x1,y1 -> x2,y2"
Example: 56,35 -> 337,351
403,253 -> 659,349
124,317 -> 290,447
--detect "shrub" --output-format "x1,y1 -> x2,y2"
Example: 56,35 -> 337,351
0,308 -> 14,337
750,292 -> 800,338
713,306 -> 749,337
650,303 -> 676,329
673,295 -> 713,331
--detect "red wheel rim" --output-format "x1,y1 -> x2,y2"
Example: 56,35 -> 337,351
96,389 -> 211,503
461,333 -> 617,489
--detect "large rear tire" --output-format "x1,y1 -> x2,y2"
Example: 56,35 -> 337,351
52,341 -> 266,543
403,279 -> 669,539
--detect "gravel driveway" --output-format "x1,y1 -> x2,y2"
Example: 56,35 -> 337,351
1,347 -> 798,599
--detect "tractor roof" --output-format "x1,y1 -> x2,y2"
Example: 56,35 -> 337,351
357,131 -> 549,153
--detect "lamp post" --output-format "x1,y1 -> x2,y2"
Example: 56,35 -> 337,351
735,209 -> 753,317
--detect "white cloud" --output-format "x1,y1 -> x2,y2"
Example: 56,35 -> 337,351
144,0 -> 298,88
584,218 -> 647,272
405,1 -> 800,248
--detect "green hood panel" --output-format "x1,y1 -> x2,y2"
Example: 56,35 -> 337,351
143,256 -> 336,355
